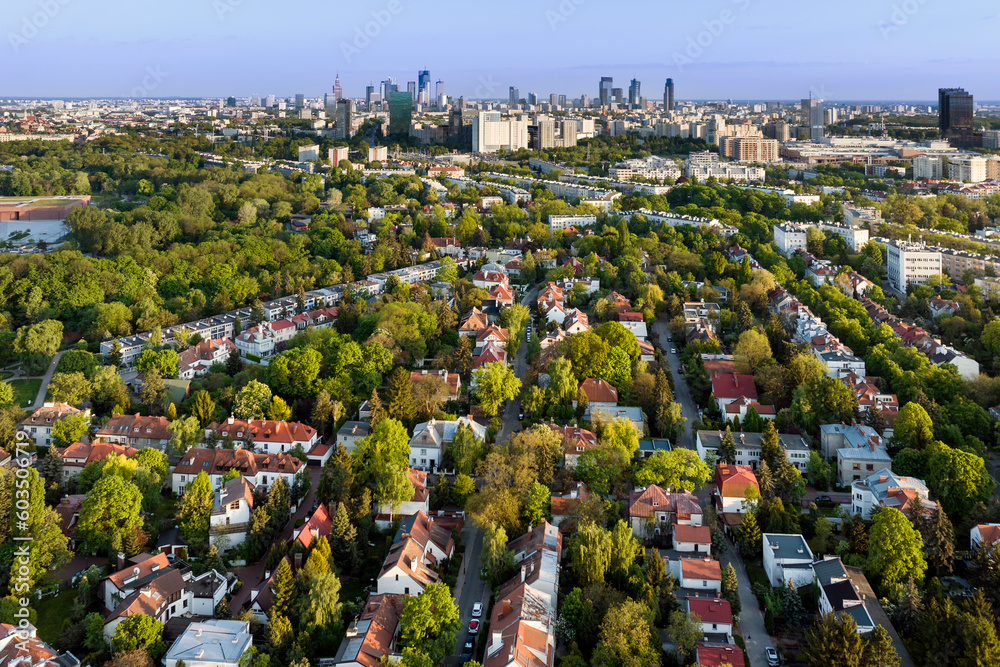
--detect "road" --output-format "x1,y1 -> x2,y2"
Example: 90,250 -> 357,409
651,317 -> 699,449
24,350 -> 66,411
446,284 -> 538,662
720,540 -> 770,667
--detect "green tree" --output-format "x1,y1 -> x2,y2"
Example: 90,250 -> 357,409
48,372 -> 91,405
596,416 -> 640,459
472,361 -> 522,418
738,508 -> 762,559
270,558 -> 295,618
353,418 -> 413,516
721,562 -> 741,616
0,382 -> 12,406
51,412 -> 89,447
190,390 -> 216,427
317,444 -> 353,506
140,368 -> 165,412
167,415 -> 202,453
664,609 -> 702,662
78,473 -> 143,552
868,507 -> 927,591
436,256 -> 458,283
891,402 -> 934,450
925,502 -> 955,575
399,583 -> 461,665
176,471 -> 213,545
734,328 -> 772,374
267,347 -> 322,399
635,448 -> 711,491
521,385 -> 546,416
387,367 -> 417,425
862,624 -> 901,667
570,522 -> 612,587
233,380 -> 272,419
791,376 -> 859,434
592,600 -> 660,667
718,425 -> 737,465
14,319 -> 63,357
111,613 -> 165,658
608,520 -> 641,584
802,612 -> 863,667
481,523 -> 517,589
449,422 -> 484,475
299,571 -> 343,636
268,395 -> 293,422
548,357 -> 578,405
926,445 -> 995,516
523,481 -> 551,526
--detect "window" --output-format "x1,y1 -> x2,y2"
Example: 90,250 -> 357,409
703,581 -> 708,587
866,464 -> 874,471
395,574 -> 399,581
852,463 -> 861,470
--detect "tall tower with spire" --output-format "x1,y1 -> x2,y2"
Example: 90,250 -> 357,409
333,73 -> 342,101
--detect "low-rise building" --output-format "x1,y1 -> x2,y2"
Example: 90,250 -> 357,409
336,421 -> 372,453
0,622 -> 80,667
171,447 -> 304,494
762,533 -> 815,588
206,416 -> 319,456
697,430 -> 811,472
627,485 -> 702,538
687,596 -> 733,641
59,441 -> 138,480
714,464 -> 759,514
851,468 -> 934,520
164,620 -> 252,667
971,524 -> 1000,552
178,337 -> 236,379
574,378 -> 618,419
95,413 -> 171,450
673,524 -> 713,555
19,402 -> 90,448
814,557 -> 875,633
330,593 -> 404,667
710,373 -> 758,415
408,417 -> 486,471
209,477 -> 254,552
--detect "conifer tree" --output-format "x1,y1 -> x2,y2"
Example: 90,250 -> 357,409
387,367 -> 416,426
270,558 -> 294,618
926,503 -> 955,575
718,426 -> 737,465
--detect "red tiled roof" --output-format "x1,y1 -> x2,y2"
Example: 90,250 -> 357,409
976,524 -> 1000,547
696,642 -> 746,667
96,413 -> 171,441
715,464 -> 759,499
297,503 -> 333,548
687,597 -> 733,624
209,417 -> 317,445
579,378 -> 617,404
710,373 -> 758,401
681,557 -> 722,581
674,524 -> 712,544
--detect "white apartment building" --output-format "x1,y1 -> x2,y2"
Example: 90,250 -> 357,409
368,146 -> 388,162
820,223 -> 869,252
913,155 -> 944,180
773,222 -> 808,256
948,156 -> 987,183
549,214 -> 596,231
328,146 -> 349,164
297,144 -> 319,162
472,111 -> 529,153
886,240 -> 942,292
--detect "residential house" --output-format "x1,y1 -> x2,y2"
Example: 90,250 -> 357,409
337,422 -> 372,454
638,340 -> 656,362
669,557 -> 722,593
296,503 -> 334,549
851,468 -> 934,520
459,307 -> 490,338
410,369 -> 462,402
408,417 -> 487,471
591,406 -> 646,435
673,524 -> 713,556
95,413 -> 171,450
0,623 -> 80,667
59,441 -> 138,481
541,300 -> 568,324
541,422 -> 598,469
814,557 -> 875,633
234,323 -> 276,362
473,343 -> 509,370
429,237 -> 463,257
376,511 -> 455,596
54,494 -> 86,549
710,374 -> 758,416
609,291 -> 632,313
971,524 -> 1000,552
550,482 -> 590,529
170,447 -> 304,494
475,325 -> 510,353
376,469 -> 430,525
723,396 -> 776,423
695,642 -> 745,667
687,597 -> 733,641
178,337 -> 236,379
18,402 -> 90,448
209,477 -> 254,551
330,593 -> 404,667
539,328 -> 567,350
101,552 -> 226,641
488,283 -> 515,309
714,464 -> 759,514
762,533 -> 815,588
164,620 -> 252,667
574,378 -> 617,419
820,422 -> 891,484
696,430 -> 811,472
617,312 -> 648,341
206,416 -> 319,456
472,270 -> 509,291
627,485 -> 702,538
563,309 -> 590,335
928,297 -> 960,318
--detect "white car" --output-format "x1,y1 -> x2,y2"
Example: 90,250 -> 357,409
472,602 -> 483,617
671,348 -> 677,354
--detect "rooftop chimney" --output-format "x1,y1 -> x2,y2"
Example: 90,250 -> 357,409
503,598 -> 512,616
117,552 -> 126,571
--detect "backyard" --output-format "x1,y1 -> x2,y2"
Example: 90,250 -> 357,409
9,378 -> 41,408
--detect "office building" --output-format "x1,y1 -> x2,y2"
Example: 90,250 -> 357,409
226,96 -> 236,108
914,155 -> 944,180
939,87 -> 975,147
335,99 -> 353,140
664,78 -> 674,111
380,78 -> 397,104
527,92 -> 537,105
389,90 -> 413,135
406,81 -> 416,101
802,97 -> 825,141
549,93 -> 559,107
984,130 -> 1000,149
599,76 -> 613,106
295,93 -> 305,110
333,73 -> 342,101
436,79 -> 444,99
265,94 -> 275,108
472,111 -> 529,153
611,87 -> 623,104
948,155 -> 987,183
509,86 -> 519,106
418,69 -> 430,104
886,240 -> 942,292
365,84 -> 375,110
324,93 -> 337,116
628,79 -> 641,107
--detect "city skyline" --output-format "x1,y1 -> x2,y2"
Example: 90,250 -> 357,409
6,0 -> 1000,99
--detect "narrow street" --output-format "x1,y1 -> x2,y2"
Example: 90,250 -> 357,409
719,541 -> 770,667
651,317 -> 699,449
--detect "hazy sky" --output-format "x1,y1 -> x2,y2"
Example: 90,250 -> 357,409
7,0 -> 1000,101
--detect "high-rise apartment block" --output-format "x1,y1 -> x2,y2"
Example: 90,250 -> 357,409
472,111 -> 529,153
948,155 -> 987,183
329,146 -> 349,164
913,156 -> 944,180
802,97 -> 825,141
886,240 -> 942,292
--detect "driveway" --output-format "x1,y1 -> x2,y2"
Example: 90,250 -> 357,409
719,540 -> 770,667
27,350 -> 65,410
651,318 -> 699,449
495,285 -> 537,447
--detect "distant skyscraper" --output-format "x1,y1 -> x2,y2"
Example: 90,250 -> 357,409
418,70 -> 431,104
664,78 -> 674,111
436,80 -> 444,98
628,79 -> 641,107
407,81 -> 416,101
389,90 -> 413,135
366,84 -> 375,110
939,87 -> 976,146
558,94 -> 567,107
266,94 -> 275,108
509,87 -> 520,106
528,92 -> 537,105
599,76 -> 613,106
549,93 -> 559,107
324,93 -> 337,116
226,97 -> 236,108
802,97 -> 825,141
380,78 -> 397,105
295,93 -> 305,110
335,99 -> 353,140
611,88 -> 623,105
333,73 -> 342,101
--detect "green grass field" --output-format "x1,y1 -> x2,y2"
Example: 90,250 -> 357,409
34,589 -> 76,644
9,378 -> 41,407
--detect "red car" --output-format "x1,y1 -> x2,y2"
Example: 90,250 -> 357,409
469,620 -> 480,635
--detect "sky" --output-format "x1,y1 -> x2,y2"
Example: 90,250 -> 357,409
6,0 -> 1000,102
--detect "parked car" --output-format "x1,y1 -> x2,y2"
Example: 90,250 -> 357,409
518,412 -> 524,420
671,348 -> 677,354
472,602 -> 483,617
815,495 -> 833,504
461,639 -> 474,659
766,646 -> 780,666
468,620 -> 480,635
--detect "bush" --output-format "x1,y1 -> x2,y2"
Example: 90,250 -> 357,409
764,608 -> 775,634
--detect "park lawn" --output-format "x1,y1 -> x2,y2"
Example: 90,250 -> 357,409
34,589 -> 77,644
9,378 -> 41,407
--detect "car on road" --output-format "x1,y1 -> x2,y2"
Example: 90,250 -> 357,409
472,602 -> 483,617
766,646 -> 780,666
468,620 -> 480,635
671,348 -> 677,354
815,495 -> 833,504
518,412 -> 524,420
461,639 -> 475,660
